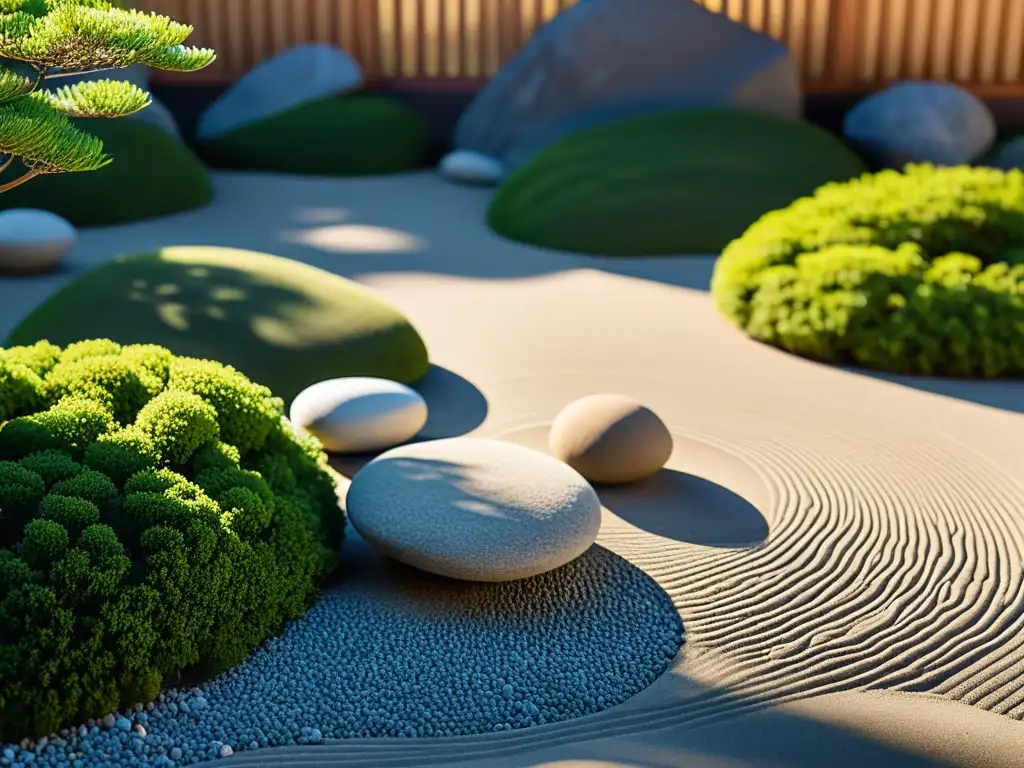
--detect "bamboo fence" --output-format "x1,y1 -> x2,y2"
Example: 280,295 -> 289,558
134,0 -> 1024,95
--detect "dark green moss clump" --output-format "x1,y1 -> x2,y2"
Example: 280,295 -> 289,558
0,119 -> 212,227
487,108 -> 867,256
0,339 -> 343,740
199,93 -> 434,176
711,164 -> 1024,378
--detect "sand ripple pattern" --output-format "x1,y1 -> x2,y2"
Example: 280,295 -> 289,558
225,377 -> 1024,766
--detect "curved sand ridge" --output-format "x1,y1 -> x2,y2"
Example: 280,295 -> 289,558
2,173 -> 1020,766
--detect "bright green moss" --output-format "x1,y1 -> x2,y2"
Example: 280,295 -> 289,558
0,340 -> 343,740
711,164 -> 1024,378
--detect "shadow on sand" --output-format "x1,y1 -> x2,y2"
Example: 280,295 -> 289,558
327,363 -> 489,479
598,469 -> 769,548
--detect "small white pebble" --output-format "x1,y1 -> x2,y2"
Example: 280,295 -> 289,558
133,724 -> 147,737
219,744 -> 234,758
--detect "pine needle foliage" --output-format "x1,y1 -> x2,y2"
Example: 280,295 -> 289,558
0,0 -> 214,189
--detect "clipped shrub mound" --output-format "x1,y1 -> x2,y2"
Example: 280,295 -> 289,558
199,94 -> 434,176
0,119 -> 212,228
487,108 -> 867,256
711,164 -> 1024,378
6,246 -> 430,405
0,339 -> 343,740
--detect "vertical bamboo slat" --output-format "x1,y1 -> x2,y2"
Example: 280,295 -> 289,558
139,0 -> 1024,96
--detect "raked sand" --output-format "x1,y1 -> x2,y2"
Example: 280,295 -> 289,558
1,171 -> 1022,767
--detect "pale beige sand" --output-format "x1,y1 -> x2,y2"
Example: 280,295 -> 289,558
1,171 -> 1022,766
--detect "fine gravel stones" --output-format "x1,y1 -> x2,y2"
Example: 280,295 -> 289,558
843,81 -> 997,168
0,208 -> 76,274
290,377 -> 428,453
346,438 -> 603,581
0,546 -> 684,762
549,395 -> 673,484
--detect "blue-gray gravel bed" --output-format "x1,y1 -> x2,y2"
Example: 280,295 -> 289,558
0,546 -> 683,767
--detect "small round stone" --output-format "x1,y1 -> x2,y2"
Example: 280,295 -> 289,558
0,208 -> 76,275
438,149 -> 505,186
346,437 -> 602,581
289,377 -> 428,454
548,395 -> 673,484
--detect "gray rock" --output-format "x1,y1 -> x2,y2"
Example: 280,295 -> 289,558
0,209 -> 76,275
346,438 -> 602,581
196,43 -> 363,141
504,96 -> 720,174
978,136 -> 1024,171
437,149 -> 505,185
454,0 -> 801,162
843,80 -> 997,168
127,96 -> 182,141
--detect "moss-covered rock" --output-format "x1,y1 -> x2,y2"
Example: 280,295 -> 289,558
711,164 -> 1024,378
0,119 -> 212,227
6,247 -> 430,403
199,93 -> 434,176
487,108 -> 867,256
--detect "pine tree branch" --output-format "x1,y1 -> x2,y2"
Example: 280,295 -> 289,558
0,168 -> 40,192
43,66 -> 117,80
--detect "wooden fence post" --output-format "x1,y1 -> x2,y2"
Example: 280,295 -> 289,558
826,0 -> 866,88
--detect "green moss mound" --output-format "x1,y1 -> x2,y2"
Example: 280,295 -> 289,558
199,93 -> 434,176
711,164 -> 1024,378
0,119 -> 212,228
487,108 -> 868,256
0,339 -> 343,740
6,246 -> 430,404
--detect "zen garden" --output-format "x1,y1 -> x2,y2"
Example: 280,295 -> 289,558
0,1 -> 1021,767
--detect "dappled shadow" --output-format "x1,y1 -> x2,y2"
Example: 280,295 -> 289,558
58,172 -> 720,294
599,469 -> 768,548
6,253 -> 426,406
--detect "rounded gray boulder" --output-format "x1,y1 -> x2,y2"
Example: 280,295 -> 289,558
346,437 -> 602,581
843,80 -> 996,168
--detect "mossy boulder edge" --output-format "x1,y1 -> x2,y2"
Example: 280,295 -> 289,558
487,108 -> 868,256
7,247 -> 430,403
198,93 -> 434,176
0,119 -> 213,228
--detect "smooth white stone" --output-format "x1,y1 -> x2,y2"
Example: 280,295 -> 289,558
290,377 -> 427,454
0,209 -> 76,274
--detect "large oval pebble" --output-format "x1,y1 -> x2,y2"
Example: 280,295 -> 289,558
346,437 -> 602,581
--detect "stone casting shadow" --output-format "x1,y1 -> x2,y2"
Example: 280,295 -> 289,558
327,363 -> 489,479
598,469 -> 769,548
